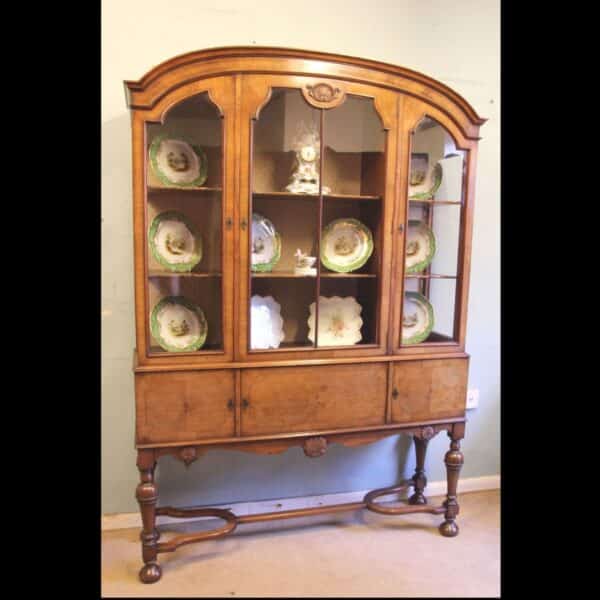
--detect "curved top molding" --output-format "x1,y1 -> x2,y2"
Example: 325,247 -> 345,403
124,46 -> 486,140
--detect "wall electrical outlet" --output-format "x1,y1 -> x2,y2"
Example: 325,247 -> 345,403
466,389 -> 479,410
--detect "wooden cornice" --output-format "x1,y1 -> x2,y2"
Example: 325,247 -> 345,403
124,46 -> 486,140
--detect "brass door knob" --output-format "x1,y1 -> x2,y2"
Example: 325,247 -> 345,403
242,398 -> 250,409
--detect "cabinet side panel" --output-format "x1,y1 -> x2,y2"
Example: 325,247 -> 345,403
135,370 -> 235,444
240,363 -> 387,435
391,358 -> 468,423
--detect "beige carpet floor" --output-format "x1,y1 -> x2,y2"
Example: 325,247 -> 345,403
102,489 -> 500,597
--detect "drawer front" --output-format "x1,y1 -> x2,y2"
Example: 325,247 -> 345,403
135,370 -> 235,444
240,363 -> 387,436
391,359 -> 468,423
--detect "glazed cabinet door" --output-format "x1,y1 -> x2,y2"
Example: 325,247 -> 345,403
132,77 -> 236,366
240,363 -> 387,436
135,370 -> 235,444
237,75 -> 398,361
391,96 -> 478,354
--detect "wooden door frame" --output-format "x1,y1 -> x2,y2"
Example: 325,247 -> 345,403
131,76 -> 237,367
390,95 -> 480,356
236,73 -> 398,362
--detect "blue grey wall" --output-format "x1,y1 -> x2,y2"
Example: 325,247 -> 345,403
102,0 -> 500,514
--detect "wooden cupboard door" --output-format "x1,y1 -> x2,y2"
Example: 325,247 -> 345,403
391,359 -> 467,423
240,363 -> 387,436
135,370 -> 235,444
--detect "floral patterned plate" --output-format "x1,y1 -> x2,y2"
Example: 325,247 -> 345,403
150,296 -> 207,352
402,291 -> 434,345
251,213 -> 281,272
308,296 -> 363,347
149,135 -> 208,187
405,220 -> 436,273
250,295 -> 285,349
148,211 -> 202,272
320,218 -> 373,273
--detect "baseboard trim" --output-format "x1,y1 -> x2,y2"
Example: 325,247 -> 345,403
102,474 -> 499,531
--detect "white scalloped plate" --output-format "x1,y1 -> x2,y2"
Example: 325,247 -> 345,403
307,296 -> 363,347
250,295 -> 285,349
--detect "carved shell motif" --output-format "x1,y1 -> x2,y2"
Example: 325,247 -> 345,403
420,426 -> 435,440
179,446 -> 198,466
306,83 -> 341,103
303,436 -> 328,457
412,426 -> 437,441
302,82 -> 346,109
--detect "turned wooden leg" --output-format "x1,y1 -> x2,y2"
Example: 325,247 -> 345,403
439,426 -> 464,537
136,450 -> 161,583
409,436 -> 429,505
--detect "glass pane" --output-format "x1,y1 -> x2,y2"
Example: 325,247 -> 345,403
253,88 -> 321,195
248,90 -> 387,351
317,96 -> 386,346
250,89 -> 320,351
401,117 -> 465,346
322,95 -> 386,196
145,93 -> 224,354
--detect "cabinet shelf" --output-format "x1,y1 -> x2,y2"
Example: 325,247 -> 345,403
252,191 -> 381,201
148,186 -> 222,194
322,272 -> 377,278
148,271 -> 222,278
404,274 -> 456,279
409,199 -> 461,206
251,272 -> 377,278
324,193 -> 381,201
253,191 -> 319,200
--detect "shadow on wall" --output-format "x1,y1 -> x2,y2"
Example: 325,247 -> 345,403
102,113 -> 133,211
155,435 -> 415,508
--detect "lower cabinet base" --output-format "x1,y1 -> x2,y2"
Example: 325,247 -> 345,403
135,421 -> 465,584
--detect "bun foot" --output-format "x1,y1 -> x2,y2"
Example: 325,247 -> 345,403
439,520 -> 459,537
139,563 -> 162,583
408,492 -> 427,505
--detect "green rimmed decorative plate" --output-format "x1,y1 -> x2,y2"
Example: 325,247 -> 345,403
320,218 -> 373,273
149,135 -> 208,187
149,211 -> 202,272
150,296 -> 207,352
402,291 -> 434,345
251,213 -> 281,272
409,161 -> 443,200
405,220 -> 436,273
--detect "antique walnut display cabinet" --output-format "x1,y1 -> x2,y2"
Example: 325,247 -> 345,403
124,46 -> 485,583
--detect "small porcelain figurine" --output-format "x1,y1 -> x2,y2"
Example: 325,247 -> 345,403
286,121 -> 330,194
294,248 -> 317,276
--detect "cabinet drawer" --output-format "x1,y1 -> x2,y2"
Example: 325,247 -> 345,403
240,363 -> 387,436
135,370 -> 235,444
391,359 -> 468,423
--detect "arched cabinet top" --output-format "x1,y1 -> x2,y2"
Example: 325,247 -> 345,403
124,46 -> 486,141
